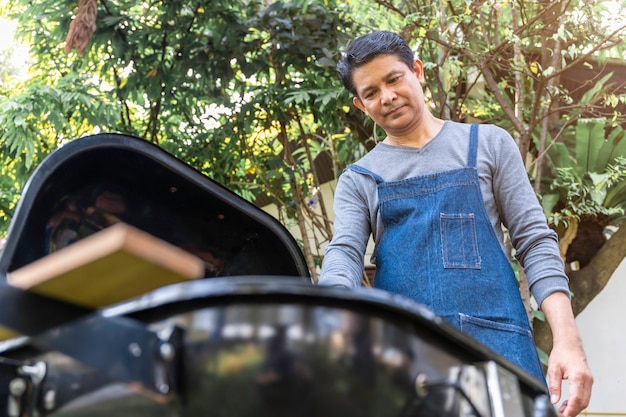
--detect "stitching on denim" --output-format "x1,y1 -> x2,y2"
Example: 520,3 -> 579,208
379,179 -> 479,203
459,313 -> 533,337
440,213 -> 482,269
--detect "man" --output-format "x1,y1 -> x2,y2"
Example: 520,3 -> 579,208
319,30 -> 593,416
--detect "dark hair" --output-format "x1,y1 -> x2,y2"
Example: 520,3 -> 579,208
336,31 -> 415,97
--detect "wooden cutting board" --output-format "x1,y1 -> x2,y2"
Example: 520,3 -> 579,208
0,327 -> 19,341
6,223 -> 205,322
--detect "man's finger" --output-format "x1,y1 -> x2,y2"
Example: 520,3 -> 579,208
548,368 -> 564,405
562,372 -> 592,417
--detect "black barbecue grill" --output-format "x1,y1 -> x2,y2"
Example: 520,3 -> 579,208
0,133 -> 555,417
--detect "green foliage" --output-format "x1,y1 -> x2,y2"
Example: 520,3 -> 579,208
0,0 -> 359,241
546,159 -> 626,226
0,155 -> 21,228
0,72 -> 121,167
541,119 -> 626,227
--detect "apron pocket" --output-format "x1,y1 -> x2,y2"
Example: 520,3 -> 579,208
459,313 -> 545,382
439,213 -> 481,269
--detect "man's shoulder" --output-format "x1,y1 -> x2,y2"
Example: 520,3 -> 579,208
443,121 -> 519,163
475,123 -> 518,155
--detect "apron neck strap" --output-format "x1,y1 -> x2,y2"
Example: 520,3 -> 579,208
467,124 -> 479,168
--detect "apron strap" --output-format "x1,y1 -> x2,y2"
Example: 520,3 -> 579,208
467,124 -> 479,168
346,164 -> 385,184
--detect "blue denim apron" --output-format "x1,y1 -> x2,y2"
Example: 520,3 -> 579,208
347,124 -> 545,382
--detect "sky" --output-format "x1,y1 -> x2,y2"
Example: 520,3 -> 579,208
0,17 -> 18,50
0,17 -> 29,72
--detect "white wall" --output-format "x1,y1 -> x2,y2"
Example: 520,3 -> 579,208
564,258 -> 626,415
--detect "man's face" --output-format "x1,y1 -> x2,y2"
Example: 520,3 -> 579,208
351,54 -> 426,138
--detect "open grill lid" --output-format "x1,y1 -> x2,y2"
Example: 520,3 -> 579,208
0,133 -> 310,280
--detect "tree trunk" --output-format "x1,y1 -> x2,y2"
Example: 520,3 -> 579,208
533,224 -> 626,356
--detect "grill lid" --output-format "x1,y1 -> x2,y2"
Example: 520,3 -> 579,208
0,133 -> 310,281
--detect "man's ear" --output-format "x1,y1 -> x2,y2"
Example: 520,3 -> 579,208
413,59 -> 426,84
353,96 -> 367,115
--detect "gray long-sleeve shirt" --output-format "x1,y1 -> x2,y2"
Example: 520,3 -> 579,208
319,121 -> 569,308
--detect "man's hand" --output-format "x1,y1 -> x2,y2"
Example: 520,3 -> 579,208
547,339 -> 593,416
541,291 -> 594,417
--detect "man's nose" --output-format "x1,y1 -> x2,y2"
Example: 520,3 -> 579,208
380,87 -> 396,103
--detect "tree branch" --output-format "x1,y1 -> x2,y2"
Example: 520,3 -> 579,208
476,56 -> 527,135
569,223 -> 626,316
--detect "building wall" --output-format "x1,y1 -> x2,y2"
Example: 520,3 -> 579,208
564,258 -> 626,415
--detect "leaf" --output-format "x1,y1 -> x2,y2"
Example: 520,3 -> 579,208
551,142 -> 575,169
607,127 -> 626,164
575,118 -> 605,176
532,309 -> 545,321
605,181 -> 626,209
100,15 -> 125,27
14,114 -> 25,127
316,57 -> 335,67
579,72 -> 613,105
536,347 -> 549,367
541,193 -> 560,218
589,187 -> 607,206
588,171 -> 609,186
284,90 -> 311,105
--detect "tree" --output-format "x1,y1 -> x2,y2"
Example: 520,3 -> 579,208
0,18 -> 33,229
0,0 -> 362,279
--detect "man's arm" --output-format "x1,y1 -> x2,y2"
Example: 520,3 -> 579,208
319,171 -> 372,287
541,291 -> 593,417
